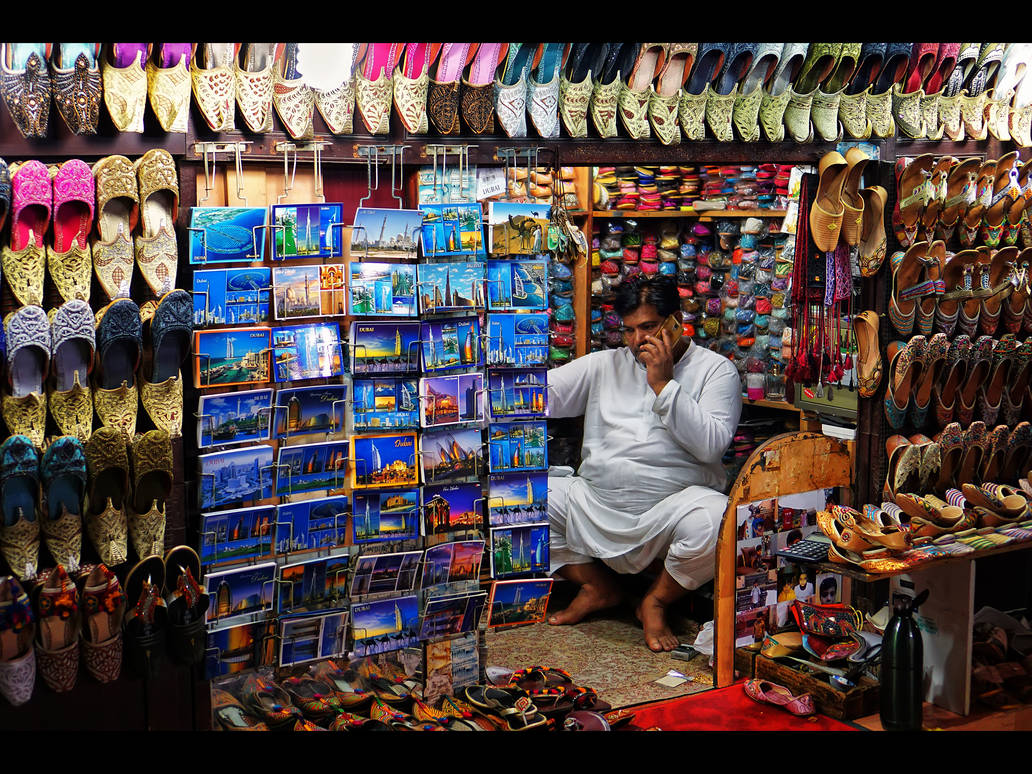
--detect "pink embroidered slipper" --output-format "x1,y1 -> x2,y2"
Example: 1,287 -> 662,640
428,43 -> 477,135
356,42 -> 403,134
298,43 -> 363,135
10,160 -> 51,252
461,42 -> 507,135
52,159 -> 93,253
743,678 -> 815,716
393,43 -> 437,134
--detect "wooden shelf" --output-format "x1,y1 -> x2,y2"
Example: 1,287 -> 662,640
742,398 -> 800,412
591,209 -> 787,219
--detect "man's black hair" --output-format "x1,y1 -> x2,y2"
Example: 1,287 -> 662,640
612,274 -> 680,318
819,577 -> 837,594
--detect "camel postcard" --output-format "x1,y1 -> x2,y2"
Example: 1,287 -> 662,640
487,201 -> 550,256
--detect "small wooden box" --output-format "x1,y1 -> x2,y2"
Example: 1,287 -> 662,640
735,646 -> 761,678
754,654 -> 879,720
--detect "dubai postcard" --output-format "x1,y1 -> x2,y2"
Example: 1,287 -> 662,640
205,619 -> 277,680
351,207 -> 423,260
198,445 -> 274,510
193,267 -> 270,327
275,384 -> 348,438
486,259 -> 548,311
204,561 -> 277,626
275,440 -> 349,496
272,323 -> 344,383
350,432 -> 419,490
271,202 -> 345,260
194,327 -> 271,389
487,369 -> 548,420
200,505 -> 275,568
350,321 -> 421,375
484,313 -> 549,367
350,551 -> 421,596
487,471 -> 548,526
420,427 -> 483,485
421,540 -> 485,589
277,553 -> 351,616
420,316 -> 482,373
350,594 -> 420,657
348,261 -> 417,317
419,373 -> 484,428
416,262 -> 486,314
189,206 -> 268,264
275,495 -> 349,554
279,610 -> 348,667
486,201 -> 550,256
198,388 -> 273,449
487,579 -> 553,629
423,482 -> 484,535
272,264 -> 347,320
419,202 -> 484,257
352,489 -> 420,544
419,592 -> 487,641
488,421 -> 548,473
352,378 -> 419,432
489,523 -> 550,579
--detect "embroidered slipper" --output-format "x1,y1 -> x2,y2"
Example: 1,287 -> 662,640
146,43 -> 191,133
4,160 -> 50,308
39,436 -> 86,571
809,150 -> 848,253
618,42 -> 666,140
428,43 -> 477,136
595,43 -> 637,139
527,43 -> 568,138
0,437 -> 41,584
48,159 -> 93,305
937,157 -> 979,243
134,149 -> 179,297
140,290 -> 190,438
730,43 -> 779,142
310,659 -> 374,711
461,43 -> 506,135
920,43 -> 960,140
0,43 -> 50,139
817,508 -> 877,552
101,43 -> 148,133
840,42 -> 885,139
941,43 -> 981,141
985,44 -> 1030,142
920,157 -> 955,242
706,43 -> 755,142
743,679 -> 815,717
79,563 -> 124,683
0,158 -> 9,234
562,42 -> 609,138
355,42 -> 402,135
784,43 -> 841,143
982,152 -> 1022,248
33,564 -> 80,693
463,685 -> 548,731
853,309 -> 883,397
212,689 -> 268,731
273,43 -> 315,139
127,430 -> 171,560
191,43 -> 237,132
393,43 -> 435,134
281,674 -> 347,725
50,43 -> 100,136
298,43 -> 362,135
961,43 -> 1006,141
83,428 -> 129,568
758,42 -> 806,142
840,146 -> 870,248
93,298 -> 142,438
48,300 -> 94,444
858,186 -> 888,276
0,575 -> 35,706
240,673 -> 305,731
3,306 -> 49,448
813,43 -> 860,142
92,154 -> 139,301
234,43 -> 277,133
864,41 -> 911,139
913,241 -> 946,340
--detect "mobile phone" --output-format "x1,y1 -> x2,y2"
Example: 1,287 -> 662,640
657,314 -> 683,343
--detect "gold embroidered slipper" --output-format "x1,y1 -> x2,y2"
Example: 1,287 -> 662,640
48,300 -> 94,444
4,160 -> 50,308
813,43 -> 860,142
429,42 -> 478,136
3,306 -> 49,449
47,159 -> 93,305
234,43 -> 277,133
593,43 -> 636,139
461,43 -> 507,135
146,43 -> 192,133
758,43 -> 807,142
134,149 -> 178,298
355,42 -> 402,135
0,43 -> 51,139
50,43 -> 101,136
93,298 -> 141,438
84,428 -> 129,568
273,42 -> 315,139
39,437 -> 86,572
101,43 -> 148,133
394,43 -> 436,134
299,43 -> 362,135
127,430 -> 171,560
731,43 -> 779,142
92,154 -> 138,301
561,43 -> 609,138
0,436 -> 42,587
191,43 -> 237,132
141,290 -> 190,438
649,43 -> 694,145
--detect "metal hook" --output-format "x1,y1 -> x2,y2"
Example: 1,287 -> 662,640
360,148 -> 374,207
313,143 -> 325,203
277,143 -> 298,204
200,143 -> 216,204
233,142 -> 247,205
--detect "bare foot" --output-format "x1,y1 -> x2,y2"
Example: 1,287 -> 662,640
636,595 -> 679,652
547,582 -> 622,626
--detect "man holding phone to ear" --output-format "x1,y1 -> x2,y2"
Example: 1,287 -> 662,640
546,274 -> 742,652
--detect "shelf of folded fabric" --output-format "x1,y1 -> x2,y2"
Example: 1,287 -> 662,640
591,209 -> 787,219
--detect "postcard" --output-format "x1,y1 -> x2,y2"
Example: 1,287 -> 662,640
484,313 -> 549,367
419,203 -> 485,257
279,610 -> 349,668
487,369 -> 548,420
350,320 -> 422,375
204,561 -> 277,626
421,540 -> 485,589
351,207 -> 423,260
350,594 -> 420,658
275,384 -> 349,437
350,551 -> 422,596
205,619 -> 277,680
419,592 -> 487,641
486,259 -> 548,311
488,421 -> 548,474
275,440 -> 349,496
348,261 -> 417,317
199,505 -> 275,568
199,445 -> 274,510
419,373 -> 484,428
275,495 -> 349,553
416,261 -> 486,314
198,388 -> 273,449
271,202 -> 345,259
487,579 -> 554,628
352,378 -> 419,432
272,264 -> 348,320
350,432 -> 419,490
423,482 -> 484,535
272,323 -> 344,383
194,327 -> 271,389
420,316 -> 482,373
352,489 -> 420,543
420,427 -> 484,485
417,165 -> 478,206
193,267 -> 271,327
486,201 -> 550,256
490,523 -> 549,578
277,553 -> 351,616
189,206 -> 268,264
488,471 -> 548,526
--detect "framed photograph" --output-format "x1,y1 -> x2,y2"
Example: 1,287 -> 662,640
350,594 -> 420,658
351,207 -> 423,260
420,427 -> 483,485
487,472 -> 548,526
416,261 -> 486,314
275,495 -> 349,554
419,373 -> 484,428
198,388 -> 274,449
349,551 -> 422,596
200,505 -> 275,568
347,261 -> 417,317
205,619 -> 277,680
486,259 -> 548,311
352,378 -> 419,432
272,323 -> 344,383
487,579 -> 553,628
272,264 -> 347,320
189,206 -> 268,264
486,201 -> 550,256
350,320 -> 421,375
419,202 -> 485,257
275,440 -> 349,496
194,327 -> 271,389
350,432 -> 419,490
484,313 -> 549,367
352,489 -> 420,543
487,369 -> 548,420
420,316 -> 482,373
488,421 -> 548,474
421,540 -> 485,589
418,592 -> 487,641
198,445 -> 274,510
277,554 -> 351,616
423,482 -> 484,535
204,561 -> 277,626
279,610 -> 349,668
490,523 -> 549,578
271,202 -> 345,260
275,384 -> 349,438
193,267 -> 270,327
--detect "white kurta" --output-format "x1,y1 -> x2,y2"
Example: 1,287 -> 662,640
546,342 -> 743,588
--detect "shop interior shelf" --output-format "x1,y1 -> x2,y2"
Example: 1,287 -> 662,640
590,209 -> 788,219
742,398 -> 799,412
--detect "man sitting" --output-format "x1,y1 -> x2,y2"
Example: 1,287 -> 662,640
546,274 -> 742,651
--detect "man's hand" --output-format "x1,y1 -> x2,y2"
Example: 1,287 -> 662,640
639,328 -> 675,396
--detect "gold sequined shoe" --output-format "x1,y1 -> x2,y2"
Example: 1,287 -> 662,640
3,305 -> 50,448
191,43 -> 236,132
93,299 -> 141,438
299,43 -> 360,135
92,155 -> 138,301
48,299 -> 95,443
0,43 -> 51,140
83,428 -> 129,567
273,43 -> 314,140
618,43 -> 665,140
141,290 -> 190,438
4,160 -> 50,308
127,431 -> 171,560
50,44 -> 101,136
146,43 -> 191,133
49,374 -> 92,444
0,436 -> 42,582
47,159 -> 94,304
133,150 -> 178,298
393,43 -> 433,134
40,437 -> 86,570
101,44 -> 148,133
234,43 -> 276,133
355,43 -> 400,136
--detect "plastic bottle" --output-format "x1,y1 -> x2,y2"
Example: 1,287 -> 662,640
879,588 -> 929,731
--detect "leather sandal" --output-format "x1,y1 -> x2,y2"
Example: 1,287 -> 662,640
852,309 -> 882,398
528,43 -> 569,138
463,685 -> 548,730
3,160 -> 50,308
960,161 -> 997,249
496,43 -> 538,138
0,575 -> 36,706
618,43 -> 667,140
0,43 -> 51,139
134,149 -> 179,298
50,43 -> 101,136
0,437 -> 41,582
1003,161 -> 1032,248
936,250 -> 977,337
892,154 -> 935,249
39,437 -> 86,571
840,42 -> 885,139
810,150 -> 848,253
3,306 -> 49,449
813,43 -> 860,142
122,554 -> 166,679
560,42 -> 609,138
913,331 -> 949,429
858,185 -> 888,276
937,157 -> 980,242
146,43 -> 192,133
460,43 -> 504,135
888,241 -> 931,337
273,43 -> 315,139
920,156 -> 955,243
301,43 -> 362,136
758,42 -> 807,142
704,43 -> 752,142
679,42 -> 724,141
234,43 -> 276,133
33,565 -> 80,693
982,152 -> 1022,248
649,43 -> 694,145
914,240 -> 946,338
92,155 -> 139,301
840,146 -> 870,247
981,247 -> 1019,336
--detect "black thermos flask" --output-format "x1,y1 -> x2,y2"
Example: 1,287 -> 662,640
879,588 -> 929,731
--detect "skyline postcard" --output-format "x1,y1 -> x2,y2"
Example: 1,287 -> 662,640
420,373 -> 484,428
275,495 -> 349,554
488,471 -> 548,526
276,440 -> 349,496
419,202 -> 484,257
198,388 -> 273,449
277,553 -> 351,616
199,445 -> 274,510
348,261 -> 417,317
486,259 -> 548,311
189,206 -> 268,264
488,421 -> 548,474
351,207 -> 423,260
487,201 -> 550,256
279,610 -> 348,668
200,504 -> 275,568
193,267 -> 270,327
423,482 -> 484,535
490,523 -> 550,579
488,369 -> 548,420
484,313 -> 549,367
352,378 -> 419,432
271,202 -> 345,259
350,594 -> 420,658
421,540 -> 485,589
275,384 -> 348,438
350,551 -> 421,597
350,321 -> 421,375
272,323 -> 344,382
416,261 -> 486,314
194,327 -> 271,389
272,264 -> 348,320
420,316 -> 482,373
351,432 -> 419,490
420,427 -> 483,485
352,489 -> 420,544
419,592 -> 487,641
205,619 -> 276,680
204,561 -> 277,626
487,579 -> 553,628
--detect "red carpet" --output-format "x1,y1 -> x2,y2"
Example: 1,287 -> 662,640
623,682 -> 859,731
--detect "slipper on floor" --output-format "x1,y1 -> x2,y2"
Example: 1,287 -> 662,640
743,679 -> 815,716
464,685 -> 548,730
